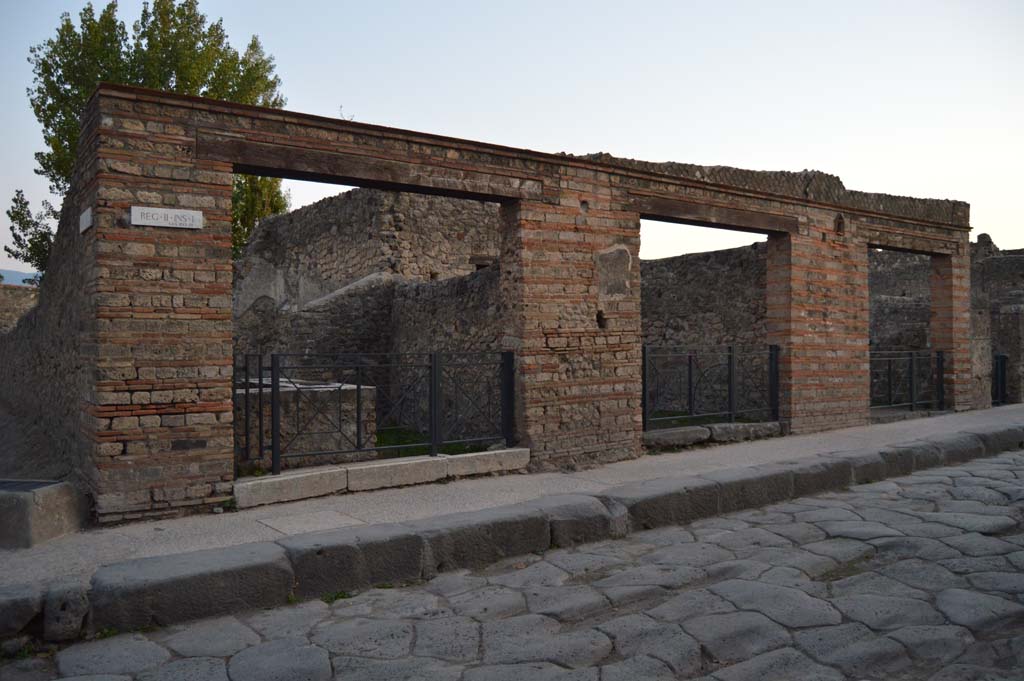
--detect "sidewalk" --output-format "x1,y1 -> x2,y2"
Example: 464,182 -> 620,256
1,405 -> 1022,588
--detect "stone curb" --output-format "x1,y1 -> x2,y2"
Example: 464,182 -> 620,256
3,423 -> 1023,645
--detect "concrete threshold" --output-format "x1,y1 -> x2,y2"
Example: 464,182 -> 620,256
3,417 -> 1023,645
233,448 -> 531,509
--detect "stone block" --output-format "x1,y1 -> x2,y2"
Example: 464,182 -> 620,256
278,523 -> 426,599
878,445 -> 917,477
90,542 -> 294,631
820,449 -> 888,484
890,441 -> 944,471
923,432 -> 985,466
0,481 -> 86,549
43,578 -> 90,642
643,426 -> 710,450
0,584 -> 42,639
407,505 -> 550,576
701,466 -> 793,513
445,448 -> 530,478
599,476 -> 720,530
770,458 -> 853,497
347,456 -> 448,492
964,424 -> 1024,455
234,466 -> 348,509
523,494 -> 622,547
707,422 -> 782,443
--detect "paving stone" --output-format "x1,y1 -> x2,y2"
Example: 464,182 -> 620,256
631,526 -> 696,545
759,567 -> 828,597
226,637 -> 330,681
710,646 -> 844,681
887,625 -> 975,664
794,622 -> 911,676
704,559 -> 772,581
599,654 -> 675,681
594,564 -> 705,589
1009,551 -> 1024,570
730,510 -> 793,525
481,614 -> 612,668
706,527 -> 792,553
347,589 -> 448,619
939,556 -> 1012,574
815,520 -> 904,540
159,616 -> 260,657
830,594 -> 944,630
524,585 -> 609,621
0,658 -> 59,681
802,537 -> 875,563
599,584 -> 665,606
893,521 -> 964,538
758,522 -> 827,544
966,571 -> 1024,593
646,588 -> 736,622
943,533 -> 1021,556
858,506 -> 924,525
489,561 -> 569,588
709,580 -> 840,628
934,588 -> 1024,631
830,571 -> 928,599
448,585 -> 526,620
414,616 -> 480,661
870,535 -> 963,560
332,657 -> 463,681
641,541 -> 734,567
598,614 -> 701,674
879,558 -> 967,592
951,486 -> 1010,504
244,599 -> 329,639
745,548 -> 837,577
544,550 -> 624,577
137,657 -> 228,681
461,662 -> 598,681
925,664 -> 1023,681
793,507 -> 862,523
309,618 -> 413,657
56,634 -> 171,677
423,570 -> 488,597
681,611 -> 790,663
913,512 -> 1018,534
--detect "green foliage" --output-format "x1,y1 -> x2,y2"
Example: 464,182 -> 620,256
10,0 -> 289,272
4,190 -> 55,278
321,590 -> 352,604
232,175 -> 289,257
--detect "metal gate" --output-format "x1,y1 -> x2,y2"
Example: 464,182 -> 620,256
993,354 -> 1009,406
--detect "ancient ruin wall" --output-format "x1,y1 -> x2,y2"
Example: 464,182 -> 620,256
0,285 -> 39,334
234,189 -> 500,316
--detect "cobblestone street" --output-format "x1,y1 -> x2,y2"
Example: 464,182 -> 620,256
4,450 -> 1024,681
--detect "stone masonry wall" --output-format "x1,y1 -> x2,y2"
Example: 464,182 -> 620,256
234,189 -> 500,316
0,285 -> 39,334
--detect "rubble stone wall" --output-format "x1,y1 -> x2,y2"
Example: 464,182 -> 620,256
0,285 -> 39,333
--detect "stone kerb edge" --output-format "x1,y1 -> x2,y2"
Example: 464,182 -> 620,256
3,424 -> 1023,646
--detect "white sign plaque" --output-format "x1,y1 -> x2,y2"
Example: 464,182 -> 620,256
79,208 -> 93,234
131,206 -> 203,230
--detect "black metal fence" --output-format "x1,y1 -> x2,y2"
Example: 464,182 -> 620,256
993,354 -> 1009,406
642,345 -> 780,430
234,351 -> 515,475
869,350 -> 945,412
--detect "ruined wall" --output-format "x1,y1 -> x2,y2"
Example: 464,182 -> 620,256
0,285 -> 39,333
640,243 -> 767,349
234,189 -> 501,315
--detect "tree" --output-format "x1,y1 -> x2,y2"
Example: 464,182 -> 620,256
9,0 -> 289,273
5,190 -> 56,281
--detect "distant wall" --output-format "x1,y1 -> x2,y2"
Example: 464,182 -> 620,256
234,189 -> 501,316
0,285 -> 39,333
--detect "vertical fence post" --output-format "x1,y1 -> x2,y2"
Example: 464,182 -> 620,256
355,364 -> 363,450
243,355 -> 251,468
727,345 -> 736,423
887,357 -> 894,407
257,354 -> 265,460
640,346 -> 648,432
429,352 -> 442,456
501,351 -> 515,445
908,351 -> 917,411
936,351 -> 946,411
769,344 -> 780,422
271,354 -> 282,475
687,353 -> 695,417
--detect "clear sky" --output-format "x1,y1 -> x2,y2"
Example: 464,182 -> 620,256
1,0 -> 1021,270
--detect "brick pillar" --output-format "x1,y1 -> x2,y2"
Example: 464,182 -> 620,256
500,172 -> 643,469
85,92 -> 236,521
766,220 -> 871,433
930,251 -> 972,410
